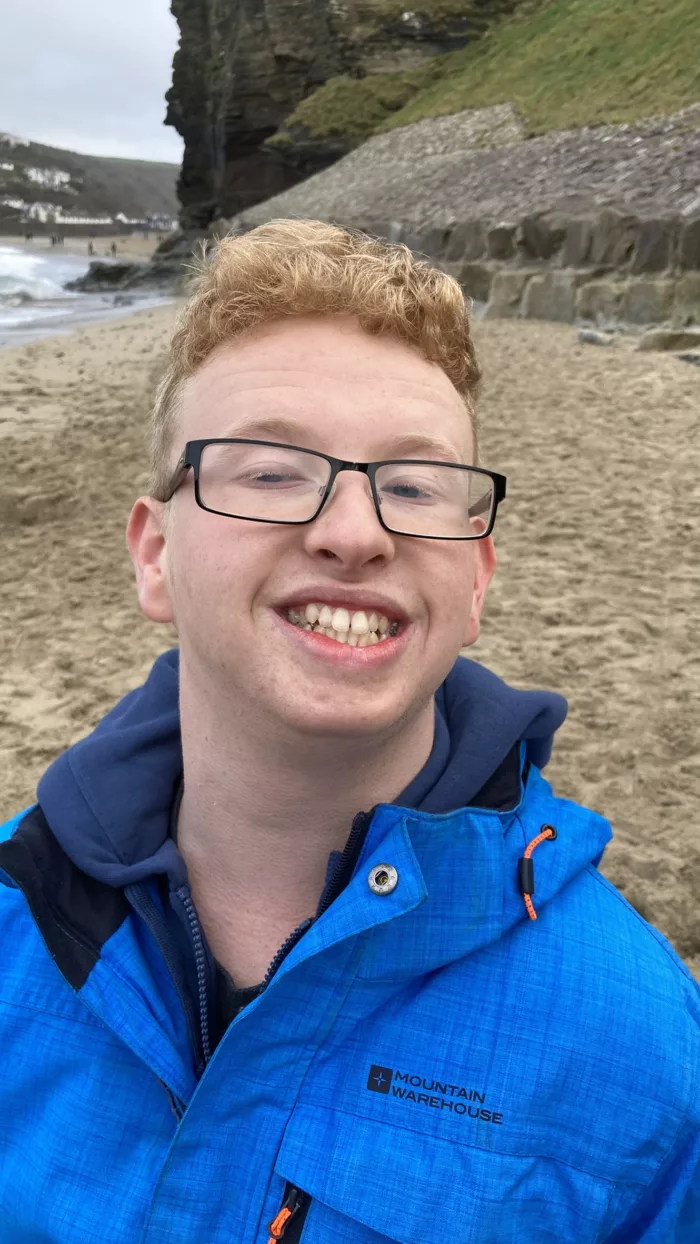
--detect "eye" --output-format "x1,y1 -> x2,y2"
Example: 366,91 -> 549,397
380,473 -> 445,505
244,468 -> 307,488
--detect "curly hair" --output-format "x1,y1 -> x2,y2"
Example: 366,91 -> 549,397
148,218 -> 482,504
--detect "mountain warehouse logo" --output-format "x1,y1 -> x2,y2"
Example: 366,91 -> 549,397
366,1065 -> 504,1125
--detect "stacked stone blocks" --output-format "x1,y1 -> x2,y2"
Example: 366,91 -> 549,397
366,208 -> 700,330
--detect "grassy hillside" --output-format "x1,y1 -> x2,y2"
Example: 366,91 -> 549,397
383,0 -> 700,135
276,0 -> 700,153
0,134 -> 179,220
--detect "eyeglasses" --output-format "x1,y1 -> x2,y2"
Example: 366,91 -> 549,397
160,439 -> 507,541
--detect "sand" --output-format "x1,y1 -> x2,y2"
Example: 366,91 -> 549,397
1,309 -> 698,978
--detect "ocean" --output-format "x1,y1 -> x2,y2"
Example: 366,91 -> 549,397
0,243 -> 173,348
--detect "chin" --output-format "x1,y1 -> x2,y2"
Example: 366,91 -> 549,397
279,695 -> 407,741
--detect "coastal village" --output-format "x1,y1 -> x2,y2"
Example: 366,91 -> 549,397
0,131 -> 177,235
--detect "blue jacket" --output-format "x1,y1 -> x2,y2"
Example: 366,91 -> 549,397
0,649 -> 698,1243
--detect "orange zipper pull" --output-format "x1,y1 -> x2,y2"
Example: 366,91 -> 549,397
268,1186 -> 304,1242
518,824 -> 557,920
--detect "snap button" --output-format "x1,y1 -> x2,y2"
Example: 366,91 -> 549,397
368,863 -> 398,895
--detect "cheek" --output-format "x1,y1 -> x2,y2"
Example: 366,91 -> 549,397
169,519 -> 235,612
426,550 -> 476,622
169,516 -> 282,621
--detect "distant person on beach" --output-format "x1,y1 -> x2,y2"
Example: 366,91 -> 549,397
110,241 -> 117,258
87,241 -> 94,257
0,219 -> 698,1242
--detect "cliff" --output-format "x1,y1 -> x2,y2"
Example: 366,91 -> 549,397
165,0 -> 516,228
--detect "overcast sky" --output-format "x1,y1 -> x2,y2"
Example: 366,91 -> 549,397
0,0 -> 184,164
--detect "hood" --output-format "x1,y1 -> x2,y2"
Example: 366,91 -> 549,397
36,648 -> 568,890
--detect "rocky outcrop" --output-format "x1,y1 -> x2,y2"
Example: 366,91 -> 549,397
164,0 -> 517,228
149,96 -> 700,334
65,262 -> 147,292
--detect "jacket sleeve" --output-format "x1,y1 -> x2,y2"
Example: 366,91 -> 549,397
604,1123 -> 700,1242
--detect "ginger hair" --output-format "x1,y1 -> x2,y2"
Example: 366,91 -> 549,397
148,218 -> 482,505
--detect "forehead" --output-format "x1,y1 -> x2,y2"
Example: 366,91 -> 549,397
179,315 -> 474,461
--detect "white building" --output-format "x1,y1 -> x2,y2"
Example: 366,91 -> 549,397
26,167 -> 72,190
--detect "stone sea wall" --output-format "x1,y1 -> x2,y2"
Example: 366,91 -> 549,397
377,206 -> 700,331
222,103 -> 700,336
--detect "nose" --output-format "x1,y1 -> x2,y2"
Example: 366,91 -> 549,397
302,469 -> 395,567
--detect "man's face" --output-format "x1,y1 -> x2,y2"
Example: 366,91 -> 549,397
128,315 -> 496,740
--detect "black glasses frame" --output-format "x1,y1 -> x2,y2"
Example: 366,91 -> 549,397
160,439 -> 507,541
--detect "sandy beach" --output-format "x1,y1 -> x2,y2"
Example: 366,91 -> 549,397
1,308 -> 698,978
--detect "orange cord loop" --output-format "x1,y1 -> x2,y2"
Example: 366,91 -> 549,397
519,824 -> 557,921
267,1208 -> 293,1242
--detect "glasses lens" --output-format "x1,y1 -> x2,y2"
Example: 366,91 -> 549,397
374,462 -> 494,538
199,442 -> 331,521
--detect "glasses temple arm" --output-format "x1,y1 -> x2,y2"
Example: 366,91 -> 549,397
468,495 -> 492,517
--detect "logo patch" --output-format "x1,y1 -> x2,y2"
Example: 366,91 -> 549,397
366,1064 -> 504,1125
367,1064 -> 393,1094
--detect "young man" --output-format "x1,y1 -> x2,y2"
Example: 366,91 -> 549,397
0,219 -> 697,1243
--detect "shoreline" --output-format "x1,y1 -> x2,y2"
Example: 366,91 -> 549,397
0,236 -> 175,349
0,232 -> 165,265
0,290 -> 176,351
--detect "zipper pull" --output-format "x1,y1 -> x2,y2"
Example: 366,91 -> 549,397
267,1186 -> 305,1241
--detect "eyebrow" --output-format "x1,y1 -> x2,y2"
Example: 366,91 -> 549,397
218,416 -> 464,463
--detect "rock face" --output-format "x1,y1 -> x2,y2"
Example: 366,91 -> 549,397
166,0 -> 337,227
165,0 -> 516,228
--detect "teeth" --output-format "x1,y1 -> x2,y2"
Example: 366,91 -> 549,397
350,611 -> 369,635
331,607 -> 350,633
286,603 -> 400,645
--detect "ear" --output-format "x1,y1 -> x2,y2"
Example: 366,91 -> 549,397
463,535 -> 497,649
126,497 -> 176,625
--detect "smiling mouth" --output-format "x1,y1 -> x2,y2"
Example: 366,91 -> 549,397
284,603 -> 401,647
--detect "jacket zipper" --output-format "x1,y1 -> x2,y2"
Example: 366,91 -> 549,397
267,1185 -> 310,1242
262,808 -> 374,989
260,918 -> 314,992
177,886 -> 212,1068
175,810 -> 374,1079
125,882 -> 205,1079
316,809 -> 373,919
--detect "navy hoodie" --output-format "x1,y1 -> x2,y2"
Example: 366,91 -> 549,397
36,648 -> 567,1062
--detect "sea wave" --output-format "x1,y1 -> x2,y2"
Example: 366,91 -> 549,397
0,245 -> 86,306
0,243 -> 172,346
0,274 -> 76,305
